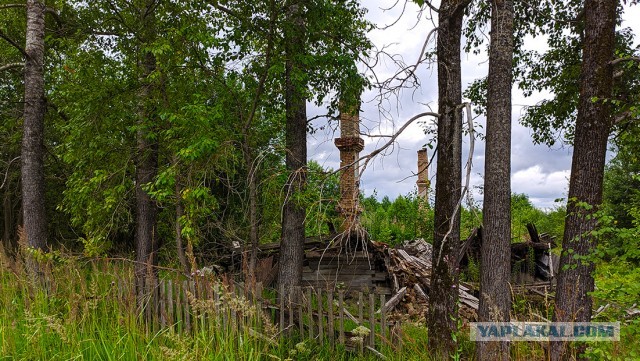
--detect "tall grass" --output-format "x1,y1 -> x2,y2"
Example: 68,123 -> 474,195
1,251 -> 637,360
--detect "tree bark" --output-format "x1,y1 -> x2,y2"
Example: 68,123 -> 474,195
477,0 -> 514,359
551,0 -> 616,359
278,0 -> 307,301
427,0 -> 468,357
134,3 -> 159,311
21,0 -> 48,255
245,145 -> 260,286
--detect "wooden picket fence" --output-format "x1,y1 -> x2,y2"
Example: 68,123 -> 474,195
92,259 -> 400,354
274,285 -> 402,354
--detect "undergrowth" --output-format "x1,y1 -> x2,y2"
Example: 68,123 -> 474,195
1,252 -> 638,360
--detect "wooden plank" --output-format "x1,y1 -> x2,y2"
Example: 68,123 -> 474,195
306,287 -> 314,341
343,306 -> 359,325
215,283 -> 223,330
288,291 -> 294,334
167,280 -> 174,329
154,280 -> 160,331
328,290 -> 334,347
413,284 -> 427,301
159,280 -> 166,329
198,280 -> 205,331
358,292 -> 364,325
317,288 -> 323,344
298,287 -> 304,339
231,284 -> 238,332
175,280 -> 183,333
279,285 -> 285,335
204,279 -> 213,333
302,269 -> 382,276
338,291 -> 345,344
369,293 -> 375,346
380,294 -> 386,341
190,281 -> 198,333
378,287 -> 406,314
183,281 -> 191,333
301,275 -> 385,284
145,280 -> 152,329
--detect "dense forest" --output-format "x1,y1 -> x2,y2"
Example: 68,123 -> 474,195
1,0 -> 639,360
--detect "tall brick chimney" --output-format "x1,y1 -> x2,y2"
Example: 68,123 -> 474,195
334,102 -> 364,234
417,148 -> 429,200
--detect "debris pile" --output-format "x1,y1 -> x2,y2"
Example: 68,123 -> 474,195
374,239 -> 480,322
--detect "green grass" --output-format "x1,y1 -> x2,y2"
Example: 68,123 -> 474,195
1,254 -> 639,360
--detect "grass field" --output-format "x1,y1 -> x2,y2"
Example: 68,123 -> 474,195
0,253 -> 636,360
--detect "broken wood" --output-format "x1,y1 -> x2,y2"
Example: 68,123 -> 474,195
377,286 -> 406,314
413,284 -> 427,301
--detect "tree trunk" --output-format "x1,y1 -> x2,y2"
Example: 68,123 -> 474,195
21,0 -> 47,255
278,0 -> 307,301
245,145 -> 260,287
427,0 -> 468,357
551,0 -> 616,359
134,3 -> 159,311
477,0 -> 514,359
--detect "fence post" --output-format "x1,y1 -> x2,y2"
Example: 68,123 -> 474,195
380,294 -> 386,342
279,284 -> 285,337
191,281 -> 199,333
328,290 -> 334,347
369,293 -> 375,346
338,291 -> 345,345
288,290 -> 294,334
307,287 -> 314,341
298,287 -> 304,339
159,280 -> 166,329
358,292 -> 364,325
167,279 -> 174,331
317,288 -> 323,344
175,280 -> 183,333
183,280 -> 191,333
254,282 -> 263,330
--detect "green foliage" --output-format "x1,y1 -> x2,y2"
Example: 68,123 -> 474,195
304,161 -> 340,237
464,0 -> 640,146
360,191 -> 433,245
511,193 -> 565,242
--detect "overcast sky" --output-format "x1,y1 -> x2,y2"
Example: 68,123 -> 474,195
308,1 -> 640,209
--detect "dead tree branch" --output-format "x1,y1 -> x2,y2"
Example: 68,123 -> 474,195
436,102 -> 475,267
0,62 -> 24,72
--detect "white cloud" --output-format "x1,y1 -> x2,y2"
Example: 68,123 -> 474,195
511,166 -> 570,208
308,1 -> 638,209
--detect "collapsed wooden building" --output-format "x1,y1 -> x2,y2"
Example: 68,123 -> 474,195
241,100 -> 560,318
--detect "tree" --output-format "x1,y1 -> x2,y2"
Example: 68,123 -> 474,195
275,0 -> 371,297
427,0 -> 471,356
21,0 -> 48,258
278,0 -> 308,298
477,0 -> 514,358
133,0 -> 160,307
551,0 -> 617,359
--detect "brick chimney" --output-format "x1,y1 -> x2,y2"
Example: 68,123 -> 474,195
334,102 -> 364,233
417,148 -> 429,200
